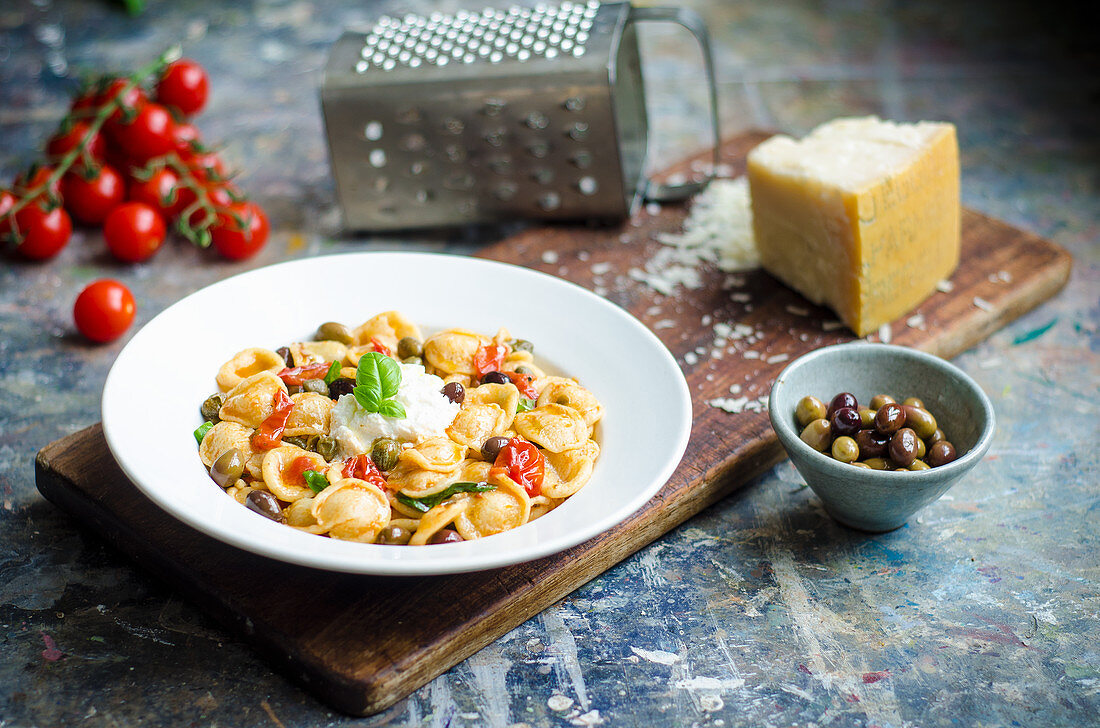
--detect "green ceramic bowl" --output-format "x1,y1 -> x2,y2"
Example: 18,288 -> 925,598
768,343 -> 995,532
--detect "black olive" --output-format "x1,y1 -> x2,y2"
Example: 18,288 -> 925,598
889,427 -> 919,467
827,392 -> 858,418
481,370 -> 509,385
328,377 -> 355,400
927,440 -> 958,468
428,529 -> 464,545
481,435 -> 510,462
874,403 -> 906,435
276,346 -> 293,367
830,407 -> 861,438
441,381 -> 465,404
854,429 -> 889,459
245,490 -> 285,523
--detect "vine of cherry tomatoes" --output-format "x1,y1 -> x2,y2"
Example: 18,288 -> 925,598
0,53 -> 271,343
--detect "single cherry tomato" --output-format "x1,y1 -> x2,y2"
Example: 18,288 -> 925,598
61,164 -> 126,225
210,201 -> 269,260
171,121 -> 201,158
473,342 -> 508,376
73,279 -> 135,343
185,182 -> 238,227
504,370 -> 539,399
69,89 -> 101,116
111,102 -> 176,162
156,59 -> 209,117
46,120 -> 106,162
103,202 -> 167,262
490,438 -> 545,497
251,390 -> 295,450
14,166 -> 61,201
0,190 -> 15,236
13,203 -> 72,260
100,77 -> 148,124
128,167 -> 195,220
189,150 -> 227,183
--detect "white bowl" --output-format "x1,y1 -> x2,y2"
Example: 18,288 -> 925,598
102,252 -> 691,575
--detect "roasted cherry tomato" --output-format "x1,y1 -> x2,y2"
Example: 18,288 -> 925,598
13,203 -> 71,260
128,167 -> 195,221
111,102 -> 176,162
155,58 -> 209,116
341,454 -> 388,490
103,202 -> 167,262
490,437 -> 545,497
61,164 -> 125,225
369,337 -> 392,356
504,370 -> 539,399
46,120 -> 106,162
251,390 -> 295,450
473,342 -> 508,376
73,279 -> 135,343
210,201 -> 269,260
277,362 -> 331,386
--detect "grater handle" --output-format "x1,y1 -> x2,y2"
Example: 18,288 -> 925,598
628,5 -> 722,203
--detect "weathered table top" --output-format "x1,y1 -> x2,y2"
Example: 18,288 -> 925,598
1,1 -> 1097,726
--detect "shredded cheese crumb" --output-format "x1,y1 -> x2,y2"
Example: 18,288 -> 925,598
973,296 -> 994,312
541,250 -> 559,264
936,279 -> 954,293
879,323 -> 892,344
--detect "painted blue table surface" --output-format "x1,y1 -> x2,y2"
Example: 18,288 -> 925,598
1,1 -> 1097,726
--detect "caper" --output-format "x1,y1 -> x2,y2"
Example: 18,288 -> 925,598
304,378 -> 329,395
376,524 -> 413,545
200,394 -> 224,423
914,437 -> 926,459
317,434 -> 339,461
210,448 -> 245,487
857,407 -> 876,428
403,356 -> 422,365
889,427 -> 919,468
276,346 -> 293,367
799,419 -> 832,452
328,377 -> 355,400
855,429 -> 889,459
796,396 -> 827,428
481,435 -> 510,462
315,321 -> 354,345
903,397 -> 925,409
511,339 -> 534,354
441,381 -> 465,404
515,365 -> 535,376
286,384 -> 303,395
371,438 -> 401,472
908,459 -> 931,471
284,434 -> 319,452
863,457 -> 890,470
902,405 -> 937,440
396,336 -> 422,360
927,428 -> 946,446
869,394 -> 896,410
245,490 -> 285,523
831,436 -> 859,463
874,403 -> 906,435
927,440 -> 958,468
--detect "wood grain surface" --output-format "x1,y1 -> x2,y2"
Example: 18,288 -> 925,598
34,132 -> 1071,716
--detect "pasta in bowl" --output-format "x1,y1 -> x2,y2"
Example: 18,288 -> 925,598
101,252 -> 690,575
195,311 -> 603,546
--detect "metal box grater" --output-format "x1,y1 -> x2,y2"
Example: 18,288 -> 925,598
321,1 -> 718,231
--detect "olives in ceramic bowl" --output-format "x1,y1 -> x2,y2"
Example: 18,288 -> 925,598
768,343 -> 995,532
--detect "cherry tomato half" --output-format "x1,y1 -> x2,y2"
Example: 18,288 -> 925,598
61,164 -> 126,225
128,167 -> 195,221
46,120 -> 106,162
111,102 -> 176,162
210,201 -> 269,260
13,203 -> 72,260
104,202 -> 166,263
490,438 -> 545,497
155,59 -> 209,117
73,279 -> 135,343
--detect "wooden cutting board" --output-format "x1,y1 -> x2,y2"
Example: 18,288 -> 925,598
35,131 -> 1071,716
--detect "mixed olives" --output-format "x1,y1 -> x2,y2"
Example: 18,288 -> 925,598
795,392 -> 960,471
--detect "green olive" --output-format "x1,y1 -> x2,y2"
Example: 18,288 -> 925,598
402,356 -> 422,365
303,378 -> 329,395
857,407 -> 876,428
914,437 -> 927,459
869,394 -> 896,410
376,524 -> 413,545
511,339 -> 534,354
200,394 -> 224,423
831,436 -> 859,463
284,434 -> 319,452
850,461 -> 872,469
908,459 -> 931,471
927,428 -> 946,446
210,448 -> 245,487
317,435 -> 339,461
315,321 -> 354,345
371,438 -> 401,472
902,397 -> 925,409
799,418 -> 832,452
396,336 -> 422,360
796,396 -> 828,428
902,405 -> 937,440
863,457 -> 890,470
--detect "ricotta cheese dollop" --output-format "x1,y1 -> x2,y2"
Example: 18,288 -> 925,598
329,363 -> 460,456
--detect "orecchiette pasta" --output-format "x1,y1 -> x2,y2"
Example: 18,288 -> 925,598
194,312 -> 602,547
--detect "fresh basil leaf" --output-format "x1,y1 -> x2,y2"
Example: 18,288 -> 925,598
377,355 -> 402,399
376,399 -> 406,419
353,384 -> 382,413
323,360 -> 341,386
355,352 -> 384,394
303,469 -> 329,494
398,481 -> 496,513
517,397 -> 536,413
194,421 -> 213,445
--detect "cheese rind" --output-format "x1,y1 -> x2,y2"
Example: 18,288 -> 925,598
747,117 -> 960,336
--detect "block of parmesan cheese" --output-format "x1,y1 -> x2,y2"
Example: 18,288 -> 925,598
747,117 -> 960,336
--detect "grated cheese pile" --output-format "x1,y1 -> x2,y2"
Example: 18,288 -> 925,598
628,177 -> 759,296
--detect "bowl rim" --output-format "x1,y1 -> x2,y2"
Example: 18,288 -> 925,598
768,342 -> 996,484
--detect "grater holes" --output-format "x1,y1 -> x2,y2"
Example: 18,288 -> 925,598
567,121 -> 589,140
570,150 -> 593,169
363,121 -> 384,141
369,149 -> 387,167
531,168 -> 554,184
494,182 -> 518,201
577,176 -> 598,195
488,156 -> 513,174
524,111 -> 550,130
537,192 -> 562,211
526,141 -> 551,159
564,96 -> 586,112
445,144 -> 467,163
